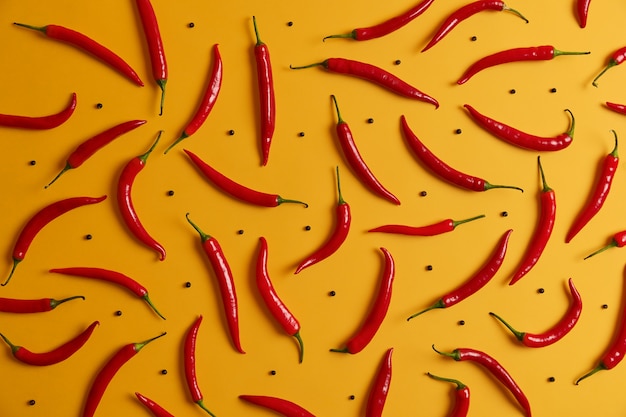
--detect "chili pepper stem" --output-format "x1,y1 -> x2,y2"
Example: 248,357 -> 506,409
502,6 -> 529,23
610,130 -> 619,157
289,61 -> 326,70
0,333 -> 20,355
453,214 -> 486,228
163,132 -> 189,154
196,399 -> 217,417
134,332 -> 167,351
157,79 -> 166,116
276,197 -> 308,207
323,32 -> 356,41
142,295 -> 166,320
329,347 -> 350,353
252,16 -> 264,46
44,162 -> 72,189
484,182 -> 524,192
2,259 -> 21,286
139,130 -> 163,163
293,331 -> 304,363
432,344 -> 461,360
49,295 -> 86,309
584,240 -> 618,259
427,372 -> 467,389
407,300 -> 445,320
564,109 -> 575,137
13,22 -> 47,34
593,60 -> 618,87
489,312 -> 525,342
575,363 -> 608,384
335,166 -> 346,205
537,156 -> 552,192
553,49 -> 591,57
186,213 -> 211,243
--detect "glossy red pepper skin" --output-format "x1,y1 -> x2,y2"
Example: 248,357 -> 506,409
331,247 -> 395,354
0,321 -> 98,366
585,230 -> 626,259
0,295 -> 84,313
427,373 -> 470,417
0,92 -> 76,129
566,131 -> 618,243
369,214 -> 485,236
13,23 -> 143,86
253,16 -> 276,166
401,115 -> 523,192
184,149 -> 308,207
135,392 -> 175,417
593,46 -> 626,87
408,229 -> 512,320
184,316 -> 217,416
606,102 -> 626,114
186,214 -> 244,354
3,195 -> 107,286
239,395 -> 316,417
577,0 -> 591,27
367,348 -> 393,417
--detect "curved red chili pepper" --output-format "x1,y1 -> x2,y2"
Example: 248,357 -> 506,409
184,149 -> 308,207
457,45 -> 589,84
427,373 -> 470,417
164,44 -> 223,154
82,332 -> 166,417
253,16 -> 276,166
48,267 -> 165,319
291,61 -> 438,108
2,195 -> 107,286
509,157 -> 556,285
239,395 -> 316,417
295,167 -> 351,274
606,102 -> 626,114
323,0 -> 436,41
401,115 -> 523,192
577,0 -> 591,27
0,92 -> 76,129
331,96 -> 401,204
422,0 -> 528,52
184,316 -> 217,416
584,229 -> 626,259
46,119 -> 147,188
0,295 -> 84,313
592,46 -> 626,87
256,237 -> 304,363
464,104 -> 575,151
367,348 -> 393,417
117,131 -> 166,261
331,247 -> 395,354
186,214 -> 244,354
408,229 -> 512,320
13,23 -> 143,86
369,214 -> 485,235
566,131 -> 618,243
491,278 -> 582,347
135,392 -> 175,417
432,345 -> 531,416
0,321 -> 99,366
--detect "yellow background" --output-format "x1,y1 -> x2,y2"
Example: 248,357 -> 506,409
1,0 -> 626,415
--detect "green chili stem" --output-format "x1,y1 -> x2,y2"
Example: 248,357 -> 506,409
157,79 -> 166,116
427,372 -> 467,390
0,333 -> 20,355
45,162 -> 72,189
593,61 -> 618,87
50,295 -> 85,309
186,213 -> 211,243
610,130 -> 619,157
502,6 -> 529,23
289,61 -> 327,70
452,214 -> 486,228
431,344 -> 460,360
537,156 -> 552,192
252,16 -> 264,46
276,196 -> 308,207
13,22 -> 47,34
293,331 -> 304,364
335,166 -> 346,205
407,300 -> 445,321
553,49 -> 591,57
575,363 -> 607,385
323,31 -> 356,41
163,131 -> 189,155
196,399 -> 217,417
138,130 -> 162,164
329,347 -> 350,353
143,295 -> 166,320
489,312 -> 525,342
134,332 -> 167,352
564,109 -> 576,138
584,240 -> 618,260
2,259 -> 21,287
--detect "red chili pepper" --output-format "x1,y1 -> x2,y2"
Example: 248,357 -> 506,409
432,345 -> 531,416
82,332 -> 166,417
184,149 -> 308,207
509,157 -> 556,285
13,23 -> 143,86
186,214 -> 244,354
566,131 -> 619,243
295,167 -> 351,274
606,102 -> 626,114
491,278 -> 582,347
421,0 -> 528,52
367,348 -> 393,417
401,115 -> 523,192
465,105 -> 575,151
331,247 -> 395,354
239,395 -> 316,417
253,16 -> 276,166
48,267 -> 165,319
584,229 -> 626,259
331,95 -> 401,204
135,0 -> 167,114
0,321 -> 99,366
45,119 -> 147,188
0,295 -> 84,313
2,195 -> 107,286
117,131 -> 166,260
164,44 -> 223,154
369,214 -> 485,235
291,61 -> 439,108
184,316 -> 217,416
427,373 -> 470,417
135,392 -> 175,417
256,237 -> 304,363
577,0 -> 591,27
408,229 -> 512,320
0,92 -> 76,129
323,0 -> 435,41
593,46 -> 626,87
457,46 -> 589,84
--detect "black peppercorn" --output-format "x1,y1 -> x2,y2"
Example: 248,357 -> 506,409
287,21 -> 293,26
349,395 -> 356,400
237,229 -> 244,235
458,320 -> 466,326
115,310 -> 122,316
538,288 -> 545,294
28,400 -> 36,406
167,190 -> 175,196
470,36 -> 477,41
188,22 -> 195,28
501,211 -> 509,217
394,59 -> 401,65
96,103 -> 103,109
367,118 -> 374,124
161,369 -> 168,375
548,376 -> 556,382
426,265 -> 433,271
329,290 -> 336,296
550,88 -> 557,93
455,128 -> 462,134
420,191 -> 427,197
602,304 -> 609,309
270,370 -> 277,375
298,131 -> 305,137
85,234 -> 93,240
228,129 -> 235,135
185,282 -> 192,288
304,225 -> 311,231
509,89 -> 516,94
29,160 -> 37,166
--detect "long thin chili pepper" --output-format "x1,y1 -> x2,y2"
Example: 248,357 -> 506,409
135,0 -> 167,114
0,92 -> 76,129
117,131 -> 166,260
331,95 -> 401,204
45,119 -> 147,188
331,247 -> 395,354
164,44 -> 222,154
432,345 -> 531,416
48,267 -> 165,319
369,214 -> 485,235
427,373 -> 470,417
457,46 -> 590,84
0,295 -> 84,313
408,229 -> 512,320
584,229 -> 626,259
421,0 -> 528,52
184,149 -> 308,207
490,278 -> 582,347
509,157 -> 556,285
82,332 -> 166,417
566,131 -> 619,243
577,0 -> 591,27
291,61 -> 438,108
592,46 -> 626,87
135,392 -> 175,417
606,102 -> 626,114
0,321 -> 99,366
2,195 -> 107,286
295,167 -> 350,274
256,237 -> 304,363
184,316 -> 217,416
239,395 -> 316,417
252,16 -> 276,166
464,105 -> 575,151
401,115 -> 523,192
367,348 -> 393,417
323,0 -> 436,41
186,214 -> 244,354
13,23 -> 143,86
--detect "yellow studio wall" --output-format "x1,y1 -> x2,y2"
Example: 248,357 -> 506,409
2,0 -> 626,415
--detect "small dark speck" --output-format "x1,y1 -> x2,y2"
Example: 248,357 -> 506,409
394,59 -> 401,65
298,132 -> 305,137
228,129 -> 235,136
28,400 -> 36,406
602,304 -> 609,309
161,369 -> 168,375
470,36 -> 477,41
85,234 -> 93,240
188,22 -> 195,28
96,103 -> 103,109
550,88 -> 557,93
426,265 -> 433,271
304,225 -> 311,231
455,128 -> 462,134
287,21 -> 294,27
420,191 -> 428,197
548,376 -> 556,382
509,89 -> 516,94
115,310 -> 123,316
167,190 -> 175,196
29,160 -> 36,166
185,282 -> 192,288
329,290 -> 336,297
501,211 -> 508,217
367,118 -> 374,124
237,229 -> 244,235
537,288 -> 545,294
349,395 -> 356,400
458,320 -> 466,326
270,370 -> 277,375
